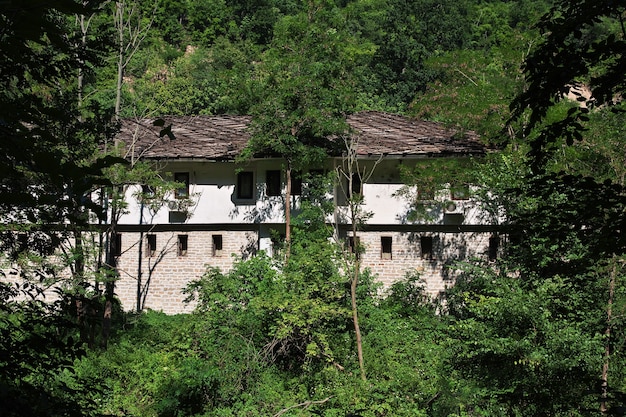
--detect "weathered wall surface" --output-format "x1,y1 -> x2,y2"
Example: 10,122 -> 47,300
112,229 -> 493,314
354,231 -> 492,298
114,230 -> 258,313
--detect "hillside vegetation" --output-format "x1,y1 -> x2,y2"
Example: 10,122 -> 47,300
86,0 -> 549,134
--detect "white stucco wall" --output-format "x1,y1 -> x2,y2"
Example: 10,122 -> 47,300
116,158 -> 492,228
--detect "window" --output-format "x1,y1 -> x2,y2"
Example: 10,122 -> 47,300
347,236 -> 361,259
381,236 -> 392,260
174,172 -> 189,198
271,233 -> 285,258
212,235 -> 223,257
17,233 -> 28,253
266,170 -> 281,197
142,184 -> 155,199
237,171 -> 254,199
451,184 -> 470,200
488,235 -> 499,261
351,173 -> 362,197
418,188 -> 435,201
177,235 -> 188,257
420,236 -> 433,259
111,233 -> 122,257
291,171 -> 302,196
146,234 -> 156,257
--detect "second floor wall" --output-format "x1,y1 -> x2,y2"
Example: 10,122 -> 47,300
116,156 -> 490,227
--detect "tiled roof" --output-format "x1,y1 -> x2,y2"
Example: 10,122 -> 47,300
117,111 -> 484,160
346,111 -> 483,156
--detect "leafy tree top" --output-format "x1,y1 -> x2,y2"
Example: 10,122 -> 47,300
510,0 -> 626,167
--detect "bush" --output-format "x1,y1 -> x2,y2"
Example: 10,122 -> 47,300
0,282 -> 101,417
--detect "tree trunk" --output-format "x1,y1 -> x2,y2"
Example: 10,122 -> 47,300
77,11 -> 87,110
101,236 -> 116,349
285,164 -> 292,261
136,202 -> 144,312
349,172 -> 366,381
101,199 -> 120,349
351,246 -> 366,381
114,1 -> 124,123
601,257 -> 618,413
72,228 -> 90,345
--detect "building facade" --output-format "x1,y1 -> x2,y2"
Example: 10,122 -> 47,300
112,111 -> 493,314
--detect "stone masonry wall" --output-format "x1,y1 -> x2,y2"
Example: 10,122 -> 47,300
115,230 -> 257,314
351,231 -> 492,299
114,229 -> 493,313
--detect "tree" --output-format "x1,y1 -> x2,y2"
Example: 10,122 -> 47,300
0,0 -> 117,413
244,3 -> 355,258
509,0 -> 626,170
0,0 -> 120,285
364,0 -> 469,109
112,0 -> 156,121
0,282 -> 103,416
444,1 -> 626,413
509,2 -> 626,411
334,136 -> 384,381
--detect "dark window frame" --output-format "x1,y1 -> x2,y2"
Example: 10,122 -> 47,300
174,172 -> 190,199
488,235 -> 499,261
266,170 -> 281,197
381,236 -> 392,260
142,184 -> 155,199
112,233 -> 122,257
237,171 -> 254,200
146,234 -> 156,257
212,234 -> 223,257
351,173 -> 362,197
291,171 -> 302,196
420,236 -> 433,259
177,234 -> 188,257
348,236 -> 362,259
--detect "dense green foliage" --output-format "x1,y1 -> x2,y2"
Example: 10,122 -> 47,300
0,283 -> 102,417
78,0 -> 552,119
76,265 -> 451,416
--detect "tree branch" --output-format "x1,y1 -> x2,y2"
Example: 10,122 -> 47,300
272,397 -> 333,417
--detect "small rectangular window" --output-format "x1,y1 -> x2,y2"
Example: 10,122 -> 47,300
212,235 -> 223,257
237,171 -> 254,199
420,236 -> 433,259
174,172 -> 190,198
266,170 -> 281,197
271,233 -> 285,258
347,236 -> 361,259
177,235 -> 188,257
17,233 -> 28,253
111,233 -> 122,257
381,236 -> 392,260
489,235 -> 499,261
142,184 -> 155,199
291,171 -> 302,196
146,234 -> 156,257
418,188 -> 435,201
351,174 -> 362,197
451,184 -> 470,200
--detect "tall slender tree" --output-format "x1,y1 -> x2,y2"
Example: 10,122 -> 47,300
243,3 -> 355,258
